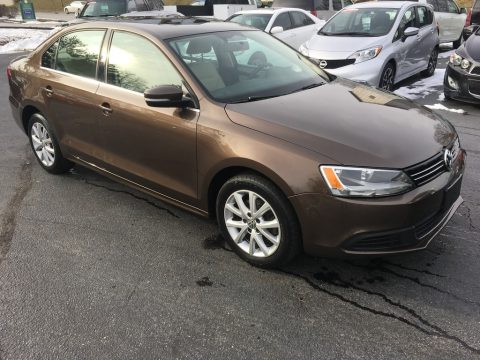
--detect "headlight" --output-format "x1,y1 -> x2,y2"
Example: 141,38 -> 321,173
299,43 -> 309,56
320,166 -> 413,197
348,46 -> 382,64
449,52 -> 471,69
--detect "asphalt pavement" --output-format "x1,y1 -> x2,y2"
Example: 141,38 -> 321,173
0,52 -> 479,359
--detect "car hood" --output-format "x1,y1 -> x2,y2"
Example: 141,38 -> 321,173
464,34 -> 480,61
303,35 -> 387,59
225,79 -> 456,168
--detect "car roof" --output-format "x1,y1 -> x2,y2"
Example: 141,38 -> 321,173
64,19 -> 257,40
348,1 -> 416,9
233,7 -> 307,14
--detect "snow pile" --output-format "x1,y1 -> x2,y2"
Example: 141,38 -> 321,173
394,69 -> 445,99
0,28 -> 60,54
425,103 -> 466,114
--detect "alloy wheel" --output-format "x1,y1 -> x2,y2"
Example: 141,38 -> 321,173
31,122 -> 55,167
380,65 -> 394,91
224,190 -> 281,258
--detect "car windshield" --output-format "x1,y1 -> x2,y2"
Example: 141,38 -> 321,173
168,30 -> 329,103
228,14 -> 273,30
80,0 -> 126,17
320,8 -> 399,37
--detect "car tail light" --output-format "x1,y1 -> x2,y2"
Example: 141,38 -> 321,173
465,9 -> 472,26
6,64 -> 11,81
311,8 -> 317,17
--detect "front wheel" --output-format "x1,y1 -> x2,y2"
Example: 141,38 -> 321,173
421,48 -> 438,77
28,113 -> 73,174
216,174 -> 301,268
379,63 -> 395,91
64,8 -> 69,13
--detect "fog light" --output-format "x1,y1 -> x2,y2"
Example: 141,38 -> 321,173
447,76 -> 459,90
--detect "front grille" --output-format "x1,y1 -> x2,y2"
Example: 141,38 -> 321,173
468,79 -> 480,96
404,153 -> 447,186
470,66 -> 480,76
316,59 -> 356,69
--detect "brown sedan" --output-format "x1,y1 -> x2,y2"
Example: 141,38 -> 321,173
7,21 -> 466,267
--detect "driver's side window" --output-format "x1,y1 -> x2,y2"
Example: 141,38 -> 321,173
394,8 -> 416,42
272,12 -> 293,31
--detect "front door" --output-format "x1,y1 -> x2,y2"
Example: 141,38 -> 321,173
96,31 -> 199,204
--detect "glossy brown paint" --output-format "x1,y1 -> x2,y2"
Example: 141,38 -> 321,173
8,21 -> 465,256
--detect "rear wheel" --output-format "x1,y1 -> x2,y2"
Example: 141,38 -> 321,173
216,174 -> 301,268
421,47 -> 438,77
452,34 -> 462,49
28,113 -> 73,174
379,63 -> 395,91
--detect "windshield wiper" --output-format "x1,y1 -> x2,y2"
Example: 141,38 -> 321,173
291,82 -> 324,94
230,94 -> 284,103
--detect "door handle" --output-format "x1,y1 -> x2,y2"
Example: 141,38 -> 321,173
43,86 -> 54,97
98,103 -> 113,116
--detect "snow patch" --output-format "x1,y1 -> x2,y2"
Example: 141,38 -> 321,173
394,69 -> 445,99
425,103 -> 466,114
0,28 -> 59,54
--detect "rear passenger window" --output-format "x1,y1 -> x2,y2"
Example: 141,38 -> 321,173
447,0 -> 458,13
315,0 -> 329,11
55,30 -> 105,79
107,32 -> 182,93
41,40 -> 58,69
332,0 -> 342,11
272,12 -> 293,30
290,11 -> 314,27
436,0 -> 449,12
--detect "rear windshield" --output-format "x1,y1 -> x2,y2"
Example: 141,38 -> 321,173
320,7 -> 399,36
228,13 -> 273,30
273,0 -> 311,10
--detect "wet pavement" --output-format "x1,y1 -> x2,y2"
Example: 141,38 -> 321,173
0,52 -> 479,359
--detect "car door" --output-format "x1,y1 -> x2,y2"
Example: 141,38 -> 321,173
38,29 -> 106,164
288,11 -> 319,48
415,5 -> 437,69
95,31 -> 199,204
270,11 -> 296,46
446,0 -> 466,41
393,7 -> 423,79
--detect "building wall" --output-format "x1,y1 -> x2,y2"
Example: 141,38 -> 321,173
0,0 -> 15,6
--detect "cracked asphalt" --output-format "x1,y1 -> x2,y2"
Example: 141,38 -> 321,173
0,52 -> 479,359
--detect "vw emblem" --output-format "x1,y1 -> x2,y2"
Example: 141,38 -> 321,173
443,149 -> 453,171
319,60 -> 328,69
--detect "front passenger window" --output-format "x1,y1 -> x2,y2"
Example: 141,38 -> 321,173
272,12 -> 293,30
55,30 -> 105,79
107,32 -> 183,93
394,8 -> 416,41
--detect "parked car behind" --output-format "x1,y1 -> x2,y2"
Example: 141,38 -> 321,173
444,26 -> 480,103
299,1 -> 440,90
227,8 -> 324,49
272,0 -> 353,21
77,0 -> 164,19
463,0 -> 480,39
8,21 -> 465,267
380,0 -> 467,46
64,1 -> 86,14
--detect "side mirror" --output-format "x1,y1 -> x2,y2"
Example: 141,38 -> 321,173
144,85 -> 193,108
270,26 -> 284,34
402,27 -> 419,41
460,7 -> 467,14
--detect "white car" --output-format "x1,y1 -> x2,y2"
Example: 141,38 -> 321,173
227,8 -> 325,49
64,0 -> 86,14
379,0 -> 467,46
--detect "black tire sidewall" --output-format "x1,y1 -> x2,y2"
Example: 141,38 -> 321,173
27,113 -> 71,174
216,174 -> 300,268
380,63 -> 395,91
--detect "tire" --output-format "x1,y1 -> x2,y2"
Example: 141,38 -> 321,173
27,113 -> 73,174
379,62 -> 395,92
452,34 -> 462,49
64,8 -> 69,14
421,47 -> 438,77
216,173 -> 301,268
444,90 -> 451,100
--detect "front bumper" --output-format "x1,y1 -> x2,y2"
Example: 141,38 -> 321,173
289,149 -> 466,257
444,63 -> 480,104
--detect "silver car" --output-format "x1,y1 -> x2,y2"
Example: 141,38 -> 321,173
299,1 -> 439,90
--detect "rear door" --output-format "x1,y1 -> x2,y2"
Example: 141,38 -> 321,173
96,31 -> 199,203
38,29 -> 106,164
415,5 -> 437,68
